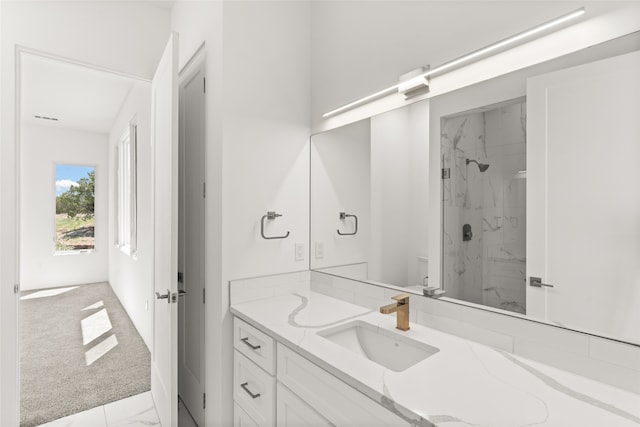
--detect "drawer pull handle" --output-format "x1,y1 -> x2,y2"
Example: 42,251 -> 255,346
241,337 -> 261,350
240,382 -> 261,399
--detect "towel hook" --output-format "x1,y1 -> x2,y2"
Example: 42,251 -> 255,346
337,212 -> 358,236
261,211 -> 290,240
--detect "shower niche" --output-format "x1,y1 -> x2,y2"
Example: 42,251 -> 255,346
441,98 -> 526,314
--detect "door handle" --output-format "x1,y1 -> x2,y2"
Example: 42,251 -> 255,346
529,277 -> 554,288
155,289 -> 171,303
178,290 -> 187,297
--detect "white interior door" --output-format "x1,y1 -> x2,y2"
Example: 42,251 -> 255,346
178,56 -> 206,426
151,32 -> 179,427
527,51 -> 640,342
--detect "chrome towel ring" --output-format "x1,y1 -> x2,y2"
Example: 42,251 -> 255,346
337,212 -> 358,236
260,211 -> 290,240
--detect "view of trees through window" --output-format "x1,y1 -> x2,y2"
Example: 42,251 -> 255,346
55,164 -> 96,251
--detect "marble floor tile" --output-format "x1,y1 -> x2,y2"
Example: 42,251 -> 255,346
36,405 -> 107,427
104,391 -> 160,427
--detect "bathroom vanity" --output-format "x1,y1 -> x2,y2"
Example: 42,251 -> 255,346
231,288 -> 640,427
230,30 -> 640,427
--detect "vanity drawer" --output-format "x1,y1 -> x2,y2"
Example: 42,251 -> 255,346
234,403 -> 260,427
277,343 -> 409,426
234,350 -> 275,427
234,317 -> 276,375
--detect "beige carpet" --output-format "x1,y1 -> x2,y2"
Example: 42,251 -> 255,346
20,282 -> 150,427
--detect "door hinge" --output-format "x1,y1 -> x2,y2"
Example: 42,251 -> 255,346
203,182 -> 206,198
441,168 -> 450,179
203,77 -> 206,93
203,288 -> 206,304
203,393 -> 206,409
14,283 -> 20,294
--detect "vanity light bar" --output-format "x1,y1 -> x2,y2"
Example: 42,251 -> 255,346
322,7 -> 586,118
321,84 -> 400,118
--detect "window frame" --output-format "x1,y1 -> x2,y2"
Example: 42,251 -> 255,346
115,121 -> 138,257
53,163 -> 98,255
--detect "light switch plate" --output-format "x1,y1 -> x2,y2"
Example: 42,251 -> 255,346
295,243 -> 305,261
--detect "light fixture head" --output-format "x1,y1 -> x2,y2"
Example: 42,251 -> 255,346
398,66 -> 430,99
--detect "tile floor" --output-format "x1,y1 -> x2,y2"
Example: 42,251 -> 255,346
36,391 -> 199,427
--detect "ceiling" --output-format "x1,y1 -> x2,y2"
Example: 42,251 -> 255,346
21,53 -> 136,134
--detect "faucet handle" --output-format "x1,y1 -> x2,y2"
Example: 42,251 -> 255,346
391,293 -> 410,303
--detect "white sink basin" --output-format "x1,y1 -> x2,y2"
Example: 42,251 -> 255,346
318,320 -> 439,372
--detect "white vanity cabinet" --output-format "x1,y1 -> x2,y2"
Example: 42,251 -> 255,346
233,317 -> 409,427
233,318 -> 276,427
276,383 -> 333,427
277,344 -> 408,426
234,403 -> 260,427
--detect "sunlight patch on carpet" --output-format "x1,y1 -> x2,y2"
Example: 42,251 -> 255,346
81,300 -> 104,311
85,334 -> 119,366
81,308 -> 112,345
20,282 -> 150,427
20,286 -> 79,300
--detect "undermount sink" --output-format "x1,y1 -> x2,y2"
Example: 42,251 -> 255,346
318,320 -> 439,372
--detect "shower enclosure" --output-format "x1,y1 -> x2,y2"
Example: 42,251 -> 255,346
441,100 -> 527,314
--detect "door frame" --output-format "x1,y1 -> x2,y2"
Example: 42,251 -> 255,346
177,42 -> 207,425
4,45 -> 151,426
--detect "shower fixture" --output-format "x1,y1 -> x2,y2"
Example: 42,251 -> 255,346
466,159 -> 490,172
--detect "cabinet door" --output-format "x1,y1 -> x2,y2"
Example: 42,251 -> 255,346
234,403 -> 260,427
276,383 -> 333,427
527,50 -> 640,342
277,343 -> 409,426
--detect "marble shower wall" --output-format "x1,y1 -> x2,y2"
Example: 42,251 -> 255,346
441,101 -> 526,314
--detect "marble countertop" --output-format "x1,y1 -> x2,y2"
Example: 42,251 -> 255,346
231,290 -> 640,427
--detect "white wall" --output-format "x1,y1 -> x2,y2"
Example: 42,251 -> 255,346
1,2 -> 170,424
406,100 -> 430,287
310,119 -> 370,270
171,2 -> 310,425
20,125 -> 108,289
369,100 -> 430,288
222,1 -> 310,281
108,82 -> 153,349
312,99 -> 429,289
311,2 -> 640,133
370,109 -> 410,285
2,1 -> 170,80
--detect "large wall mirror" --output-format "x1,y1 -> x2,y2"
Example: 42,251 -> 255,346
310,32 -> 640,345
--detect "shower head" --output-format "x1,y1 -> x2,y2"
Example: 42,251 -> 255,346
466,158 -> 490,172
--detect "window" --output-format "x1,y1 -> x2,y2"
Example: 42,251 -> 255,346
115,123 -> 137,255
55,164 -> 96,253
